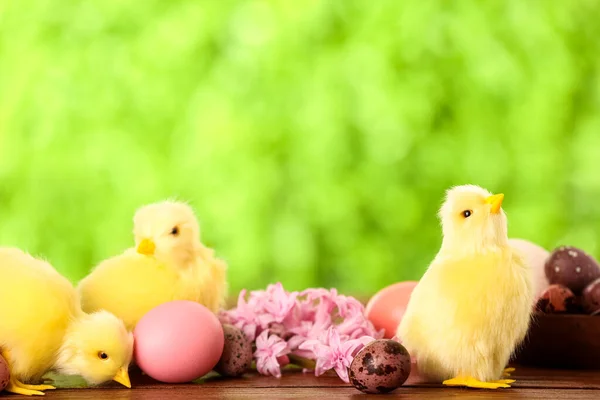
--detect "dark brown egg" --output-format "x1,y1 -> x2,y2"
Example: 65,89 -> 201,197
349,339 -> 411,394
535,284 -> 578,313
0,354 -> 9,391
582,278 -> 600,315
214,324 -> 253,377
544,246 -> 600,294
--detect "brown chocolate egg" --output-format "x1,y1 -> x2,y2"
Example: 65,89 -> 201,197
214,324 -> 253,377
582,278 -> 600,315
545,246 -> 600,294
535,284 -> 578,313
349,339 -> 411,394
0,354 -> 9,392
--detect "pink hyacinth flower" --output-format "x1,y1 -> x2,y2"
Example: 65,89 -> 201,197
254,330 -> 291,378
288,300 -> 333,358
227,289 -> 260,341
333,294 -> 365,318
257,283 -> 298,329
299,328 -> 375,383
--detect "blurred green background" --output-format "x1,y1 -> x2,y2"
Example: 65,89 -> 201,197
1,0 -> 599,299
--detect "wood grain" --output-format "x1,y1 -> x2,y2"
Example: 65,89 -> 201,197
36,388 -> 600,400
31,365 -> 600,399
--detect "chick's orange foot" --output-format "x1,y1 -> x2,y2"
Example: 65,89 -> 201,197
443,376 -> 512,389
491,379 -> 516,385
503,367 -> 515,377
5,377 -> 56,396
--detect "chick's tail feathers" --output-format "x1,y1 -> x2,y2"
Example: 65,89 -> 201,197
196,243 -> 228,312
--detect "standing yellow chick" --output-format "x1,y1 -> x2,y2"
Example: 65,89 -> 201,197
78,200 -> 228,330
0,248 -> 133,396
397,185 -> 534,389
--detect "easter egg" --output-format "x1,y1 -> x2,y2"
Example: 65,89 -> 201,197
214,324 -> 253,377
134,300 -> 224,383
582,278 -> 600,315
349,339 -> 411,394
0,354 -> 9,391
545,246 -> 600,294
535,284 -> 578,313
365,281 -> 418,338
509,238 -> 550,298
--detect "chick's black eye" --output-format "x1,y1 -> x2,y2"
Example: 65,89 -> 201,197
170,226 -> 179,236
462,210 -> 472,218
98,352 -> 108,360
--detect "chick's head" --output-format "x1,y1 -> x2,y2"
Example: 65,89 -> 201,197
56,311 -> 133,387
439,184 -> 508,252
133,200 -> 201,268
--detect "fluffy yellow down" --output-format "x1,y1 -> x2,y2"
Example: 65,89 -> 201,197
397,185 -> 534,389
78,200 -> 228,330
0,248 -> 132,396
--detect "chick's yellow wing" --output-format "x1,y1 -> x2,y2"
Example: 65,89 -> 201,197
399,249 -> 532,383
403,251 -> 523,340
0,249 -> 78,380
77,253 -> 179,330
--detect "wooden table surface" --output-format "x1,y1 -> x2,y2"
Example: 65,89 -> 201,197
30,365 -> 600,399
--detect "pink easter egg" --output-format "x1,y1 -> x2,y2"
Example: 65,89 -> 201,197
365,281 -> 419,339
134,300 -> 224,383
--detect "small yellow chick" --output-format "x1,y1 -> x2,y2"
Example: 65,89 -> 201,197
397,185 -> 534,389
78,200 -> 228,330
0,248 -> 133,396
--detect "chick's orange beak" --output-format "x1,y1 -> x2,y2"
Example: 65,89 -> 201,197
485,193 -> 505,214
137,238 -> 155,255
113,366 -> 131,388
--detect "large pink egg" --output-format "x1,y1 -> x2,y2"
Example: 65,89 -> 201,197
365,281 -> 419,339
134,300 -> 224,383
509,238 -> 550,298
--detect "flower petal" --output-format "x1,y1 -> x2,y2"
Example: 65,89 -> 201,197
334,363 -> 350,383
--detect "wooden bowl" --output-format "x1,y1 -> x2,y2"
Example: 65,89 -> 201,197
512,313 -> 600,369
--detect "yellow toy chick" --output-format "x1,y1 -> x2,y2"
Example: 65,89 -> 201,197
397,185 -> 534,389
0,248 -> 133,396
78,200 -> 228,330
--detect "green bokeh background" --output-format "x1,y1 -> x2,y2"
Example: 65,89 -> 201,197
1,1 -> 599,299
